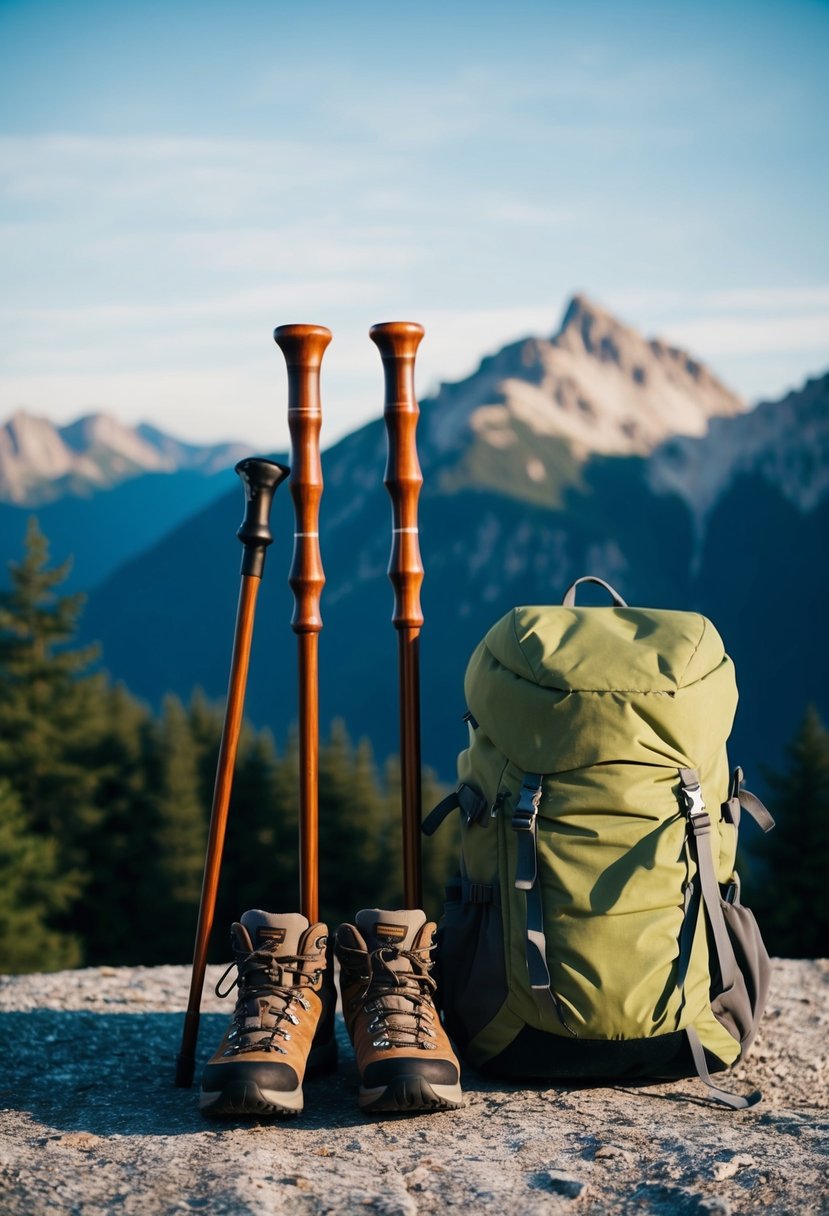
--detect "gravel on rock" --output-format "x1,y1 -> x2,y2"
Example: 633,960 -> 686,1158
0,958 -> 827,1215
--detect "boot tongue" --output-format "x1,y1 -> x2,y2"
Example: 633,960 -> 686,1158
239,909 -> 309,957
355,908 -> 427,954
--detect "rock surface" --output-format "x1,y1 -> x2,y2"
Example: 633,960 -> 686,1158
1,959 -> 827,1215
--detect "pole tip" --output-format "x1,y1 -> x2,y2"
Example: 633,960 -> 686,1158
174,1053 -> 196,1089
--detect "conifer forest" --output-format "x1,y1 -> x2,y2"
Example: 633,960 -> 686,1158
0,522 -> 456,972
0,521 -> 825,972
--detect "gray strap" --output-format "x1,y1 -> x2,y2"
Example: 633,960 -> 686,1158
738,788 -> 775,833
562,576 -> 628,608
679,770 -> 737,994
686,1027 -> 761,1109
726,766 -> 775,833
512,774 -> 577,1035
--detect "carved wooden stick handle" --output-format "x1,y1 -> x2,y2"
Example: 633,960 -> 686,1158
274,323 -> 331,924
371,321 -> 425,631
371,320 -> 425,910
274,324 -> 331,634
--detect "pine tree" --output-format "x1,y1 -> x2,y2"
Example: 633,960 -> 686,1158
0,519 -> 107,854
145,694 -> 208,962
214,724 -> 298,947
0,519 -> 111,967
76,684 -> 158,965
0,780 -> 82,972
751,706 -> 829,958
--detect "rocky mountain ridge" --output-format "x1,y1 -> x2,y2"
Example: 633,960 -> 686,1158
0,410 -> 249,505
648,371 -> 829,530
423,294 -> 745,490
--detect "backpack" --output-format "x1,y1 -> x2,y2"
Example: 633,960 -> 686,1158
424,575 -> 775,1108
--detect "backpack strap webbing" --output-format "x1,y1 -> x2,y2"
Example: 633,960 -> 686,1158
685,1027 -> 761,1109
724,766 -> 776,833
679,769 -> 737,995
679,769 -> 762,1109
422,784 -> 487,836
512,773 -> 576,1036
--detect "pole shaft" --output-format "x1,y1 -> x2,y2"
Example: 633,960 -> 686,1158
274,324 -> 331,924
371,321 -> 425,910
176,574 -> 260,1086
398,628 -> 423,907
297,631 -> 320,922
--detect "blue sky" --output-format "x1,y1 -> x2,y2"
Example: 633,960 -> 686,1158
1,0 -> 827,448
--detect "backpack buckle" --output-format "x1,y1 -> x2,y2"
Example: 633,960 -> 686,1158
678,768 -> 706,820
511,775 -> 543,833
682,783 -> 706,820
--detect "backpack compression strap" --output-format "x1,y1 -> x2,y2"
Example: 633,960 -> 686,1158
679,769 -> 762,1109
513,773 -> 576,1036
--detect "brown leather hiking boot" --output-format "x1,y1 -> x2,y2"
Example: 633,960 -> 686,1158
200,910 -> 337,1117
335,908 -> 463,1114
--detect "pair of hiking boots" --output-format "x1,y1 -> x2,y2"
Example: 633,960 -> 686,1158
199,906 -> 463,1117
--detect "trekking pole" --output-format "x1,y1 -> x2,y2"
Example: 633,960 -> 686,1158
175,457 -> 290,1088
273,324 -> 331,924
370,321 -> 425,910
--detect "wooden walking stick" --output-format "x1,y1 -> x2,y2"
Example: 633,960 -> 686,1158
175,457 -> 290,1088
273,324 -> 331,924
370,321 -> 426,910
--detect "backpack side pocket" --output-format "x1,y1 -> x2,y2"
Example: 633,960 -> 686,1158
711,877 -> 771,1056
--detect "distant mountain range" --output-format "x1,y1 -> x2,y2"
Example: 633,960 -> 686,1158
0,412 -> 254,589
3,295 -> 826,789
0,411 -> 249,505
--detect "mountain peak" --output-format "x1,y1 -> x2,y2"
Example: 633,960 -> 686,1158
423,294 -> 747,502
0,410 -> 249,506
557,291 -> 618,338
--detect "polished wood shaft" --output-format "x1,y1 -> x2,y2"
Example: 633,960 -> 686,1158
274,323 -> 331,924
370,320 -> 425,909
176,574 -> 260,1087
176,458 -> 289,1087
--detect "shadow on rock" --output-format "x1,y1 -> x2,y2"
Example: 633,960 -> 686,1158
2,1010 -> 369,1137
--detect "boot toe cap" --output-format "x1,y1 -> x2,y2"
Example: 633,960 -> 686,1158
362,1056 -> 459,1088
201,1059 -> 300,1094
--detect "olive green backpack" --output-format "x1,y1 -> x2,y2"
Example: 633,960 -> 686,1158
425,576 -> 775,1107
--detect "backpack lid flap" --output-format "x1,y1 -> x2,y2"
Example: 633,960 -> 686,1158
463,605 -> 737,774
486,606 -> 724,693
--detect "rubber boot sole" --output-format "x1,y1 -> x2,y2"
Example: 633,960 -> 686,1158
358,1074 -> 463,1114
199,1033 -> 337,1119
199,1079 -> 303,1118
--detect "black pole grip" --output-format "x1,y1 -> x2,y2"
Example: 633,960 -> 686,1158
235,457 -> 290,578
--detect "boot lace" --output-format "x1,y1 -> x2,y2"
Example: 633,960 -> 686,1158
341,942 -> 439,1051
214,947 -> 321,1056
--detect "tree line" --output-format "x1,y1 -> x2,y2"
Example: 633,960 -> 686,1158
0,522 -> 456,972
0,521 -> 826,972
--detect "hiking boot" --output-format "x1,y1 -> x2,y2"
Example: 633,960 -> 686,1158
335,908 -> 463,1114
200,910 -> 337,1118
